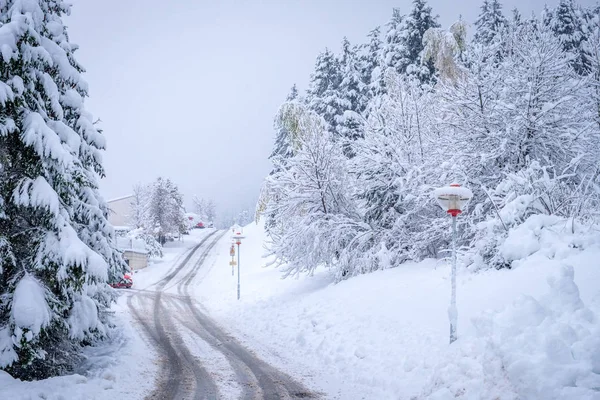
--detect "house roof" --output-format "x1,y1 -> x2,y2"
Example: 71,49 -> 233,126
107,194 -> 134,203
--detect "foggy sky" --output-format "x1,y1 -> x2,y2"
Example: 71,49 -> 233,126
65,0 -> 593,217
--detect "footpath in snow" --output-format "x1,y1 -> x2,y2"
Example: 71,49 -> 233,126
196,219 -> 600,400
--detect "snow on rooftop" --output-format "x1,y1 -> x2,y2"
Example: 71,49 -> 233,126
106,194 -> 133,203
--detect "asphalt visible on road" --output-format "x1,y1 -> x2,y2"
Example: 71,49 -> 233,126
127,231 -> 318,400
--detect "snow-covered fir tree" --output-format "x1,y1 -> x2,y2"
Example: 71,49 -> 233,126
0,0 -> 125,379
361,26 -> 385,100
383,8 -> 405,77
549,0 -> 591,75
306,49 -> 343,135
398,0 -> 441,83
474,0 -> 508,46
336,37 -> 367,152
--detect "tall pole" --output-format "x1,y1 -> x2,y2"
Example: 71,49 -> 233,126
237,243 -> 241,300
449,215 -> 458,344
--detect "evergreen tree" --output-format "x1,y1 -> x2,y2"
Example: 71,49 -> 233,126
582,4 -> 600,128
306,49 -> 343,134
383,8 -> 405,76
361,26 -> 385,99
399,0 -> 441,83
337,37 -> 367,148
474,0 -> 508,45
550,0 -> 591,75
0,0 -> 125,379
511,7 -> 522,26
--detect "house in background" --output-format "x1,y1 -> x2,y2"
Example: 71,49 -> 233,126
116,236 -> 148,270
107,195 -> 134,228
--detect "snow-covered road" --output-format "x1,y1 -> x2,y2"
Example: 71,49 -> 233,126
124,230 -> 317,400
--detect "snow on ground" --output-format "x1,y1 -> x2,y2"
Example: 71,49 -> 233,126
196,219 -> 600,400
0,229 -> 212,400
0,294 -> 158,400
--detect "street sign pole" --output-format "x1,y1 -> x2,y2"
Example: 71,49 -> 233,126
236,241 -> 241,300
232,231 -> 245,300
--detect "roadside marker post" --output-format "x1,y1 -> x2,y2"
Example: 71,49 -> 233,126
232,231 -> 245,300
230,244 -> 236,276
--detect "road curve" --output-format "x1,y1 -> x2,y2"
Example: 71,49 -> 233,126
127,231 -> 318,400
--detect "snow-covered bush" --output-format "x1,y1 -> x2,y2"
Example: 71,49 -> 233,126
128,229 -> 163,259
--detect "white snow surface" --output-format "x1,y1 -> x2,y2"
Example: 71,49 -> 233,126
194,218 -> 600,399
3,221 -> 600,399
0,293 -> 158,400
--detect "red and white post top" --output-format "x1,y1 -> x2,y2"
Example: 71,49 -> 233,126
433,183 -> 473,217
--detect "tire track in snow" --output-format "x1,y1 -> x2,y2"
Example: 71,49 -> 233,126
128,229 -> 318,399
128,231 -> 219,400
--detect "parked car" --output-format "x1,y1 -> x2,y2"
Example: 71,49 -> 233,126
110,273 -> 133,289
196,222 -> 205,229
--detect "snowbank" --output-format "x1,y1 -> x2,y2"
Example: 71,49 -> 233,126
196,218 -> 600,399
0,294 -> 158,399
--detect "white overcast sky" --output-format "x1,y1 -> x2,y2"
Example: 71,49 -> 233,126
65,0 -> 594,216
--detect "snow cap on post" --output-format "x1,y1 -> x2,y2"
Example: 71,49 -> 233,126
433,183 -> 473,217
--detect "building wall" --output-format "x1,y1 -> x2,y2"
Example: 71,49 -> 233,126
107,195 -> 134,227
123,250 -> 148,270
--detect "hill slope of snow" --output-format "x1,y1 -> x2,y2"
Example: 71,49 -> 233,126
196,219 -> 600,399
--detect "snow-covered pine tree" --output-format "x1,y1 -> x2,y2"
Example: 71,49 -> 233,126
550,0 -> 592,75
306,49 -> 343,135
398,0 -> 441,84
337,37 -> 367,153
582,4 -> 600,129
474,0 -> 508,46
383,8 -> 405,77
511,7 -> 522,26
361,26 -> 385,100
0,0 -> 126,379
